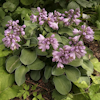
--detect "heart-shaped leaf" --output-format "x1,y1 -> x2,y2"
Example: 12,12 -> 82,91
30,70 -> 40,81
6,56 -> 21,73
68,58 -> 83,67
52,66 -> 65,76
30,37 -> 38,47
65,66 -> 81,82
15,65 -> 29,86
1,16 -> 12,27
20,0 -> 33,5
53,75 -> 71,95
20,49 -> 37,65
27,58 -> 45,70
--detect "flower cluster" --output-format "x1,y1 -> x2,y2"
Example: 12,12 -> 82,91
73,25 -> 94,42
30,7 -> 81,30
64,8 -> 81,26
37,34 -> 59,52
52,40 -> 86,68
2,20 -> 26,50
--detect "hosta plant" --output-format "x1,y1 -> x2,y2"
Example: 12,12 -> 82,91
2,7 -> 94,96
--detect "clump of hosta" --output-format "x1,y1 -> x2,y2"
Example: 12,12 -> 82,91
2,20 -> 26,50
30,7 -> 94,68
2,7 -> 95,97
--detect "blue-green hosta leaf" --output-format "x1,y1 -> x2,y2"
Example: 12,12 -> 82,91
52,66 -> 65,76
44,66 -> 52,80
61,36 -> 69,45
3,0 -> 19,12
67,1 -> 80,10
24,24 -> 37,39
15,65 -> 29,86
6,55 -> 21,73
3,1 -> 16,12
30,70 -> 40,81
0,85 -> 22,100
6,0 -> 19,5
20,49 -> 37,65
82,60 -> 93,76
30,37 -> 38,47
24,20 -> 32,26
1,16 -> 12,27
74,76 -> 90,88
52,89 -> 67,100
72,94 -> 88,100
65,66 -> 81,82
68,58 -> 83,67
58,27 -> 73,36
0,7 -> 5,19
20,0 -> 33,5
27,58 -> 45,70
75,0 -> 93,8
53,75 -> 72,95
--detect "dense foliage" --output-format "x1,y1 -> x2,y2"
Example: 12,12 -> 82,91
0,0 -> 100,100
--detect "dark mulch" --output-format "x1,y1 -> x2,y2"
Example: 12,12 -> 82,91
84,40 -> 100,61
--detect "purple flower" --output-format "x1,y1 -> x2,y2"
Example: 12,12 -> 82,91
2,20 -> 26,50
57,62 -> 64,68
39,21 -> 44,25
52,40 -> 87,68
30,14 -> 37,23
73,28 -> 81,34
37,7 -> 41,12
81,25 -> 94,42
71,35 -> 81,42
38,34 -> 59,52
48,21 -> 58,30
72,25 -> 94,42
73,19 -> 81,25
